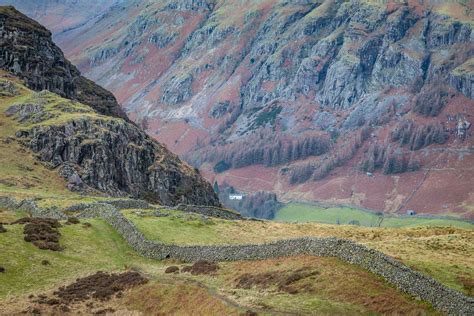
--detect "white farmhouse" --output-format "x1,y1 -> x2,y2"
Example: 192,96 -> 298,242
229,194 -> 244,200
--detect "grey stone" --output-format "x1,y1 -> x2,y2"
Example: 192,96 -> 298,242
17,117 -> 219,206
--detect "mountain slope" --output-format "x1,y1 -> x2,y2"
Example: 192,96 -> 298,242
9,0 -> 474,217
0,0 -> 121,35
0,5 -> 127,119
0,6 -> 219,206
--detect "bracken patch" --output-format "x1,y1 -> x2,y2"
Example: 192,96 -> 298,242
235,267 -> 319,294
13,217 -> 63,251
165,266 -> 179,274
181,261 -> 219,275
52,271 -> 148,303
29,271 -> 148,313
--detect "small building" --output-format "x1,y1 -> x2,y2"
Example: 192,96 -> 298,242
406,210 -> 416,216
229,194 -> 243,200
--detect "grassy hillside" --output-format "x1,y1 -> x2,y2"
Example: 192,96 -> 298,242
0,72 -> 110,201
0,218 -> 157,298
275,202 -> 474,229
123,210 -> 473,295
0,207 -> 436,315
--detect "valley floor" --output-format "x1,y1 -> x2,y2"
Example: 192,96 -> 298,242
275,202 -> 474,229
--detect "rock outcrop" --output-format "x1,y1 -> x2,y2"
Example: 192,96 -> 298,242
3,83 -> 219,206
20,117 -> 218,205
0,6 -> 128,120
0,7 -> 220,206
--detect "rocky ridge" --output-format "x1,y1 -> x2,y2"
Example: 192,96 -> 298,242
0,7 -> 220,206
0,6 -> 127,120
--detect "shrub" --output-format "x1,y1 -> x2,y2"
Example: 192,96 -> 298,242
213,160 -> 231,173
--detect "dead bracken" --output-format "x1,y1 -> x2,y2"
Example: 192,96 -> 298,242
13,217 -> 63,251
26,271 -> 148,314
235,267 -> 319,294
181,261 -> 219,275
165,266 -> 179,274
52,271 -> 148,303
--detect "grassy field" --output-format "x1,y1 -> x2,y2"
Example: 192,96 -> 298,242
0,218 -> 158,299
0,208 -> 436,315
175,256 -> 434,315
124,210 -> 474,295
274,202 -> 474,229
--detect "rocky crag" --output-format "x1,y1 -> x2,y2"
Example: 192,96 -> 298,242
0,7 -> 219,206
0,6 -> 127,119
8,0 -> 474,217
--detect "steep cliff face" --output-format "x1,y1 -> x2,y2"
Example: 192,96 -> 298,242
0,7 -> 220,206
8,0 -> 473,216
1,76 -> 219,206
0,6 -> 128,120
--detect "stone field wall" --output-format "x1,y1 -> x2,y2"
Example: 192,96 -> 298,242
1,196 -> 472,315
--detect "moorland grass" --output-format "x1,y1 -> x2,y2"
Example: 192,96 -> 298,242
125,210 -> 474,295
0,218 -> 158,299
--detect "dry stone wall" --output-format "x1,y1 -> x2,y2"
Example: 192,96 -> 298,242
1,197 -> 472,315
0,197 -> 67,220
65,199 -> 153,212
76,203 -> 473,315
172,203 -> 242,220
